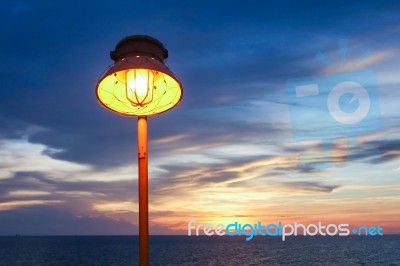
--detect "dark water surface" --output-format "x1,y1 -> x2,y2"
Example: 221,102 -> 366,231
0,235 -> 399,265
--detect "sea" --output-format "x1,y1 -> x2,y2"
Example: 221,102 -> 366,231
0,235 -> 399,265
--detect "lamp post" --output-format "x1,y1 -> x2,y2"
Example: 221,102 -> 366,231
95,35 -> 183,266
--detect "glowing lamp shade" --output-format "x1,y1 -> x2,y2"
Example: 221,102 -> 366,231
96,36 -> 183,116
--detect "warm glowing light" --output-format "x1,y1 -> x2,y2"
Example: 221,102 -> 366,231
126,69 -> 154,106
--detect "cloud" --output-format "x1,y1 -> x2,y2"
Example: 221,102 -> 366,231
0,171 -> 183,235
3,0 -> 399,170
0,171 -> 137,205
363,139 -> 400,163
0,205 -> 137,235
278,181 -> 339,193
0,116 -> 43,140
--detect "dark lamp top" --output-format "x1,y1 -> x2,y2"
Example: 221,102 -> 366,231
110,35 -> 168,63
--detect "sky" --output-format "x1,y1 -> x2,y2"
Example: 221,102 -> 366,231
0,0 -> 399,235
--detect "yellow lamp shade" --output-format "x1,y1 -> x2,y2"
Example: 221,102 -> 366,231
96,36 -> 183,116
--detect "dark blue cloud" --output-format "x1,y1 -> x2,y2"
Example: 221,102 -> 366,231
0,205 -> 137,235
1,0 -> 399,169
0,171 -> 137,203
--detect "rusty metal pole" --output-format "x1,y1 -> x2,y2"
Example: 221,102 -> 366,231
137,116 -> 149,266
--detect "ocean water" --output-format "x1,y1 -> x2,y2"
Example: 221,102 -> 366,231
0,235 -> 399,266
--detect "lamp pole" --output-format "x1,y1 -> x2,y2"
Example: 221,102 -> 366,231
137,116 -> 148,265
95,35 -> 183,266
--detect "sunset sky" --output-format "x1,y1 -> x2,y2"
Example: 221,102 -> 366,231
0,0 -> 399,235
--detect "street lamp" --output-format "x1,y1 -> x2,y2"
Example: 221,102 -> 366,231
95,35 -> 183,266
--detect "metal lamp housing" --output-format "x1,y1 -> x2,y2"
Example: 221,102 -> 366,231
96,35 -> 183,116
